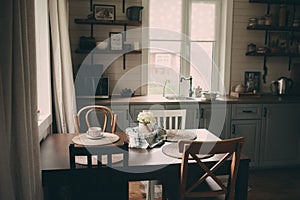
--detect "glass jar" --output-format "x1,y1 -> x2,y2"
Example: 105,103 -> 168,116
278,4 -> 286,27
258,17 -> 265,25
248,18 -> 257,27
265,14 -> 272,25
247,43 -> 256,53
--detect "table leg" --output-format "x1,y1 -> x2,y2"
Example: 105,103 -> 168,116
235,160 -> 250,200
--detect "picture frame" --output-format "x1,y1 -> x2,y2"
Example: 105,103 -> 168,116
109,32 -> 123,51
93,4 -> 115,21
244,71 -> 260,92
268,31 -> 290,53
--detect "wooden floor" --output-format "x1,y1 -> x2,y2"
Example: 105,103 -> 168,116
129,167 -> 300,200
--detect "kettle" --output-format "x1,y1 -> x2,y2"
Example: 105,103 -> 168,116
126,6 -> 143,21
270,77 -> 293,95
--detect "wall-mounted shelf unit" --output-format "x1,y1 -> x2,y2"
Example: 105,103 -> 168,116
246,0 -> 300,83
249,0 -> 300,5
246,52 -> 300,57
74,19 -> 141,26
247,25 -> 300,31
75,49 -> 142,54
74,0 -> 142,70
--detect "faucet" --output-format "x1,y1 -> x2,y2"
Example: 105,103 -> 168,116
180,76 -> 193,97
162,80 -> 170,97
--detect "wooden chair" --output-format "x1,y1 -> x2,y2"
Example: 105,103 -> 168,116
178,137 -> 244,200
74,105 -> 117,134
148,109 -> 186,130
69,142 -> 129,200
144,109 -> 187,200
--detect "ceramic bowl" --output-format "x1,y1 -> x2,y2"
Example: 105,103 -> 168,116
203,92 -> 218,100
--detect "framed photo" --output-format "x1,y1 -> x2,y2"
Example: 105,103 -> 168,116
244,71 -> 260,92
109,32 -> 123,51
93,4 -> 115,21
268,31 -> 290,53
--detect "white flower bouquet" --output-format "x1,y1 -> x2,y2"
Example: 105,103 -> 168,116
137,111 -> 156,125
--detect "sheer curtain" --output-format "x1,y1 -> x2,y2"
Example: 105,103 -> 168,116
49,0 -> 76,133
0,0 -> 43,199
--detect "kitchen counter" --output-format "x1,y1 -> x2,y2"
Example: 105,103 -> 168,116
76,94 -> 300,105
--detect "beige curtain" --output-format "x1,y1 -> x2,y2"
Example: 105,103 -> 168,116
0,0 -> 43,199
49,0 -> 76,133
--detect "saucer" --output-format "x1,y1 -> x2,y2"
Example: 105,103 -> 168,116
86,133 -> 104,140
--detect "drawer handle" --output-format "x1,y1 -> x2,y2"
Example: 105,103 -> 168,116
200,108 -> 204,119
232,124 -> 236,135
242,110 -> 253,113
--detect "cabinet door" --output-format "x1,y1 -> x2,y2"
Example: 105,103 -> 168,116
261,104 -> 300,167
110,106 -> 130,132
231,120 -> 261,167
166,103 -> 200,129
200,104 -> 231,139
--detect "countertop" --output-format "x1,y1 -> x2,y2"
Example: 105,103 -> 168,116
76,94 -> 300,105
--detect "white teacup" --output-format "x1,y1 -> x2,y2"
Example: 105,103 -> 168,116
87,127 -> 103,138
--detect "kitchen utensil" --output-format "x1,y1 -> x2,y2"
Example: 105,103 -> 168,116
232,84 -> 246,93
270,77 -> 293,95
126,6 -> 143,21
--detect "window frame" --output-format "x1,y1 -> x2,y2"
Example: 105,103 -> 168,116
142,0 -> 233,95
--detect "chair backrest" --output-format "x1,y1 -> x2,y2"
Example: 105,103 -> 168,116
69,142 -> 129,200
69,142 -> 129,169
143,109 -> 186,130
74,105 -> 117,134
178,137 -> 244,200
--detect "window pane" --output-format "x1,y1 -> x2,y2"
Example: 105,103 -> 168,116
190,42 -> 214,91
149,0 -> 182,40
148,41 -> 181,95
191,1 -> 216,41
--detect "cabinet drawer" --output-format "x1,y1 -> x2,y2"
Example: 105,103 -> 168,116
232,104 -> 262,119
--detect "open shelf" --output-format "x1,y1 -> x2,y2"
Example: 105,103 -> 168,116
247,25 -> 300,31
246,52 -> 300,57
74,19 -> 142,26
249,0 -> 300,5
75,49 -> 142,54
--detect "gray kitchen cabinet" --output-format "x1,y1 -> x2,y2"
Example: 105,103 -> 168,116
199,104 -> 231,139
260,103 -> 300,167
166,103 -> 200,129
230,104 -> 262,167
231,119 -> 261,167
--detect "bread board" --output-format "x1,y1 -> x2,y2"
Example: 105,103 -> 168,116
230,91 -> 261,98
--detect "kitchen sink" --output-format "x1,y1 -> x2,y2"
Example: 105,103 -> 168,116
164,96 -> 196,100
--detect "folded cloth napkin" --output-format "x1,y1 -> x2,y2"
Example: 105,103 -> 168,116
126,125 -> 166,148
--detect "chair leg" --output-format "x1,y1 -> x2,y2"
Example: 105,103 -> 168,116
146,180 -> 155,200
162,183 -> 167,200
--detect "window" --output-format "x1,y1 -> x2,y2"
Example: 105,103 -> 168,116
35,0 -> 52,141
147,0 -> 231,95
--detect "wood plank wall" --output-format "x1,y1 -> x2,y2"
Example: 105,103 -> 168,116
70,0 -> 299,95
69,0 -> 143,95
231,0 -> 299,93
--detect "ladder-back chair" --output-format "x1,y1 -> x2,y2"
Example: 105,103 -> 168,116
69,142 -> 129,200
144,109 -> 187,200
178,137 -> 244,200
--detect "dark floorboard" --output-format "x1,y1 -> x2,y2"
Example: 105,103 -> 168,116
129,167 -> 300,200
247,167 -> 300,200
